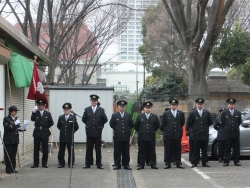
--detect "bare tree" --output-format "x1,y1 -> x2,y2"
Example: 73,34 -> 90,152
0,0 -> 130,85
160,0 -> 236,99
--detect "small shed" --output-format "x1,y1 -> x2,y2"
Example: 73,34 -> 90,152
49,86 -> 114,142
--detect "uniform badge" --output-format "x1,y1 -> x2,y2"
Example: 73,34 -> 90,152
141,119 -> 143,121
196,117 -> 198,119
226,116 -> 228,118
116,119 -> 119,121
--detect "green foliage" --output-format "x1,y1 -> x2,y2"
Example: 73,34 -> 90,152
212,23 -> 250,68
130,112 -> 139,136
227,62 -> 250,85
141,73 -> 188,102
125,102 -> 134,114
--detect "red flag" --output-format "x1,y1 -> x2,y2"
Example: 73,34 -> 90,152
27,63 -> 49,108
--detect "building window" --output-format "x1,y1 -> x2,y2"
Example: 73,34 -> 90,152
128,39 -> 134,42
110,64 -> 113,67
118,82 -> 121,84
121,48 -> 127,51
121,56 -> 127,59
121,39 -> 127,42
128,56 -> 134,59
121,43 -> 127,46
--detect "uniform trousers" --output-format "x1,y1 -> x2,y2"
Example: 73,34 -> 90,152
34,138 -> 48,166
137,139 -> 150,165
189,139 -> 193,162
192,139 -> 208,164
4,144 -> 17,173
224,137 -> 240,163
138,140 -> 156,166
114,140 -> 130,166
217,140 -> 225,160
58,142 -> 75,166
165,139 -> 181,165
85,136 -> 102,166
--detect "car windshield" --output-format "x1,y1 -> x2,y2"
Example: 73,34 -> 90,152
242,113 -> 250,121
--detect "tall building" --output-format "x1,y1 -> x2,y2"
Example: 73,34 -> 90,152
117,0 -> 158,63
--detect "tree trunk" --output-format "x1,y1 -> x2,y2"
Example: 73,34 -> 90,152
188,55 -> 209,100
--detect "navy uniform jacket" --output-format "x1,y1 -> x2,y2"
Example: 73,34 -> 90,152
213,116 -> 225,140
82,106 -> 108,137
221,109 -> 242,138
3,115 -> 20,144
134,113 -> 160,142
187,109 -> 213,140
57,114 -> 79,142
186,118 -> 193,140
110,112 -> 134,141
31,110 -> 54,139
161,110 -> 185,140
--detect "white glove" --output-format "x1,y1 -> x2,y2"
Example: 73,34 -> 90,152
32,106 -> 38,113
15,119 -> 20,125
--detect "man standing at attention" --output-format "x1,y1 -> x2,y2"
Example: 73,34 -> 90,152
161,99 -> 185,169
110,100 -> 134,170
82,94 -> 108,169
187,98 -> 213,168
135,101 -> 160,170
31,99 -> 54,168
57,103 -> 79,168
221,98 -> 242,167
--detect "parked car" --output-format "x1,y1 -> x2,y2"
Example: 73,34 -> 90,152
208,113 -> 250,158
241,108 -> 250,119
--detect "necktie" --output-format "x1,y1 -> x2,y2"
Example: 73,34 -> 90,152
199,110 -> 202,117
231,110 -> 234,116
173,111 -> 176,118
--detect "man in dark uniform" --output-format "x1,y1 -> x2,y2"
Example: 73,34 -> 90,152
162,99 -> 185,169
187,98 -> 213,168
110,100 -> 134,170
186,107 -> 197,164
135,101 -> 160,170
57,103 -> 79,168
160,107 -> 170,165
214,107 -> 226,163
221,98 -> 242,167
137,106 -> 151,167
82,94 -> 108,169
3,106 -> 21,174
31,99 -> 54,168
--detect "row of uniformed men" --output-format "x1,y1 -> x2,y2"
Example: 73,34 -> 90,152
2,95 -> 241,173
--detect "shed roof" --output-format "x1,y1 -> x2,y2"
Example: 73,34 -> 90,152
207,76 -> 250,94
0,15 -> 50,66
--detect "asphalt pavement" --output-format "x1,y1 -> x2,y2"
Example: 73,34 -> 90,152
0,144 -> 250,188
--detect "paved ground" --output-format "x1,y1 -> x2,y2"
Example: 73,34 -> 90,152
1,144 -> 250,188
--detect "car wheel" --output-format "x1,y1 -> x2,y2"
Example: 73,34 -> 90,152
212,142 -> 219,159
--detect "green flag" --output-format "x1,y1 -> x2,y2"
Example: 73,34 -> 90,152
9,52 -> 34,88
